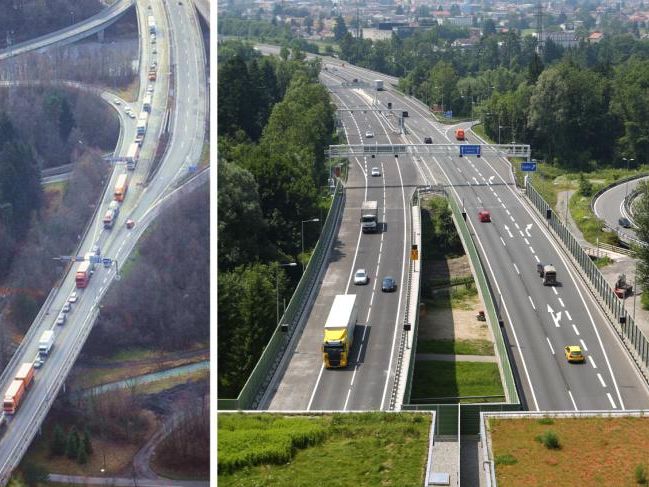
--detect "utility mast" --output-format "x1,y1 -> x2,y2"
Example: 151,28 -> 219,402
535,2 -> 544,54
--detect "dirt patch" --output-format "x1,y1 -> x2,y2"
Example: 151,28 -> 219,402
419,294 -> 490,342
491,416 -> 649,486
424,255 -> 472,280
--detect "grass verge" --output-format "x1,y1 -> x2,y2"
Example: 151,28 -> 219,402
426,284 -> 478,310
218,413 -> 430,486
410,361 -> 504,403
490,417 -> 649,486
417,338 -> 494,356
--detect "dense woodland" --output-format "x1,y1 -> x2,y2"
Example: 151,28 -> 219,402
217,42 -> 336,397
85,185 -> 209,356
0,0 -> 103,49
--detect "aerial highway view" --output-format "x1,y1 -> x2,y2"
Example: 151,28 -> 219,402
0,0 -> 210,484
218,0 -> 649,485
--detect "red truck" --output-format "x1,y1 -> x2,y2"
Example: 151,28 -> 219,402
455,128 -> 465,140
3,363 -> 34,414
75,261 -> 92,288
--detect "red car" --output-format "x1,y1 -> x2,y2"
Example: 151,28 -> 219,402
478,211 -> 491,222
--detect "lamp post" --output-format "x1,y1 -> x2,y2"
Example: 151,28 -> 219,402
276,262 -> 297,325
623,157 -> 635,198
301,218 -> 320,272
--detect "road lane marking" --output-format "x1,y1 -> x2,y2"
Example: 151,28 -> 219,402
552,287 -> 558,295
519,230 -> 525,237
607,393 -> 617,409
597,373 -> 607,388
504,225 -> 513,238
558,298 -> 565,307
572,324 -> 580,336
528,296 -> 536,310
534,255 -> 540,263
524,238 -> 529,245
510,215 -> 515,222
546,337 -> 555,354
568,390 -> 578,410
529,246 -> 535,254
580,339 -> 588,351
513,263 -> 520,275
500,237 -> 506,246
515,223 -> 520,229
589,356 -> 597,369
525,224 -> 532,236
565,311 -> 572,321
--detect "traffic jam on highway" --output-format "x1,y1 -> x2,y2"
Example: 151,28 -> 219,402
0,14 -> 162,425
308,63 -> 649,412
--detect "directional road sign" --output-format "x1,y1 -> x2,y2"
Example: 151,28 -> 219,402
89,255 -> 102,265
443,111 -> 453,118
520,161 -> 537,172
102,258 -> 112,268
75,256 -> 86,262
188,165 -> 197,174
459,145 -> 481,157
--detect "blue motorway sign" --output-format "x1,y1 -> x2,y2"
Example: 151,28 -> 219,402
75,256 -> 86,262
89,255 -> 102,265
459,145 -> 481,157
188,165 -> 198,174
520,161 -> 537,172
443,111 -> 453,118
102,258 -> 113,268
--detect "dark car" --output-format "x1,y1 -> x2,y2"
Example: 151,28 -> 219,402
619,217 -> 632,228
382,276 -> 396,292
424,137 -> 433,144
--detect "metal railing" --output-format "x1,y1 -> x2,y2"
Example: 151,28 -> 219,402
217,182 -> 345,410
526,181 -> 649,382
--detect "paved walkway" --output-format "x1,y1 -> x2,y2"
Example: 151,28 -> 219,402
48,474 -> 208,486
416,353 -> 497,363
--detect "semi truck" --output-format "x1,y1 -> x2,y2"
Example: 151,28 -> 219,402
373,79 -> 384,91
4,361 -> 36,413
125,142 -> 140,170
75,261 -> 92,288
103,201 -> 120,229
143,93 -> 152,113
147,15 -> 156,34
322,294 -> 358,368
114,174 -> 128,202
38,330 -> 55,357
360,200 -> 379,233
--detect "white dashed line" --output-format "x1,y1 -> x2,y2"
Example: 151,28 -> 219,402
99,286 -> 104,293
558,298 -> 565,308
514,223 -> 520,229
534,255 -> 540,263
528,296 -> 536,310
572,324 -> 580,336
579,339 -> 588,351
568,390 -> 578,411
529,246 -> 535,254
546,337 -> 555,354
513,263 -> 520,275
552,287 -> 558,295
524,238 -> 529,245
500,237 -> 506,246
565,311 -> 572,321
589,356 -> 597,369
510,215 -> 515,222
607,393 -> 617,409
597,373 -> 607,388
519,231 -> 525,237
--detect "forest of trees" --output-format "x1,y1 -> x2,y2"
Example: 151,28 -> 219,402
85,185 -> 209,356
335,22 -> 649,170
0,0 -> 103,49
217,41 -> 335,397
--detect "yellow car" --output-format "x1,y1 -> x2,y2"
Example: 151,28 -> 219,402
564,345 -> 585,363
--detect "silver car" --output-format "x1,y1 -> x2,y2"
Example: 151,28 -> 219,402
56,313 -> 66,325
354,269 -> 369,285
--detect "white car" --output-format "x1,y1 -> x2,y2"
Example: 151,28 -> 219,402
128,112 -> 136,119
365,131 -> 374,138
62,302 -> 71,313
371,167 -> 381,177
68,292 -> 78,303
56,313 -> 66,325
113,98 -> 121,105
33,354 -> 43,369
354,269 -> 369,285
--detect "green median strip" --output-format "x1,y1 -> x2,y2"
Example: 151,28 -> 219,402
417,338 -> 494,356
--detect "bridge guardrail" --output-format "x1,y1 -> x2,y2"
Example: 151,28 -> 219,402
526,181 -> 649,384
217,182 -> 345,410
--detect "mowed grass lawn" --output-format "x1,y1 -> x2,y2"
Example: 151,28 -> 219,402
411,361 -> 504,403
218,412 -> 431,486
491,416 -> 649,485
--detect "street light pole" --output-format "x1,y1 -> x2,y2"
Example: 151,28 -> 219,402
301,218 -> 320,272
276,262 -> 297,325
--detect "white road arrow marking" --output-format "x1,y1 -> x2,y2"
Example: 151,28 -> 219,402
504,225 -> 513,238
525,224 -> 533,237
548,304 -> 562,327
489,175 -> 495,185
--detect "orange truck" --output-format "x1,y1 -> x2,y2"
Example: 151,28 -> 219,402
75,261 -> 92,288
114,174 -> 128,202
455,128 -> 465,140
3,363 -> 34,414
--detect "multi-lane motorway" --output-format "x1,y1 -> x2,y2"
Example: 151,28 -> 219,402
264,55 -> 649,413
0,0 -> 207,480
